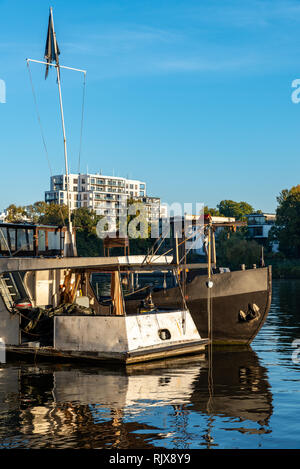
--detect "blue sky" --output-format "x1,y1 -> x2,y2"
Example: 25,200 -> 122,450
1,0 -> 300,213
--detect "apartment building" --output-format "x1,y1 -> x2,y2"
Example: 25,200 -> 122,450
246,212 -> 278,252
44,173 -> 163,220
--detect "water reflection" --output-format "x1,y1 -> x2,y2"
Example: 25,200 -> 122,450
0,347 -> 272,449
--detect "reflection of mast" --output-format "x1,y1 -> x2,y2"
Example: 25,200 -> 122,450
203,347 -> 215,448
204,216 -> 215,448
172,404 -> 190,449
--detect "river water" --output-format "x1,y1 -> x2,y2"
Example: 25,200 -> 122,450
0,279 -> 300,450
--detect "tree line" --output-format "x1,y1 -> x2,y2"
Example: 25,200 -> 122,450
3,190 -> 300,275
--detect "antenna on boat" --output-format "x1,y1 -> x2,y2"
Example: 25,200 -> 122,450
26,6 -> 87,256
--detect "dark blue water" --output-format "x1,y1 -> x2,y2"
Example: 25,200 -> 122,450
0,279 -> 300,449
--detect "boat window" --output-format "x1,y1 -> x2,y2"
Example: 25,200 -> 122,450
16,228 -> 29,251
48,231 -> 61,251
38,230 -> 46,251
90,273 -> 112,301
123,271 -> 176,292
8,228 -> 16,251
27,230 -> 34,251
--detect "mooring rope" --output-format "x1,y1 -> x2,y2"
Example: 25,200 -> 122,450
77,72 -> 86,174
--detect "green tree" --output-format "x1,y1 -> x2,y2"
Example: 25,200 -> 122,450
217,200 -> 254,221
216,230 -> 261,269
38,203 -> 69,227
204,206 -> 220,216
26,201 -> 48,223
5,204 -> 27,223
272,185 -> 300,258
72,207 -> 101,233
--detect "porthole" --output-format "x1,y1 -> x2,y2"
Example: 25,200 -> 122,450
158,329 -> 171,340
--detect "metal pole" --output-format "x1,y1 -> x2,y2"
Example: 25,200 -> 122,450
26,58 -> 86,74
50,7 -> 72,230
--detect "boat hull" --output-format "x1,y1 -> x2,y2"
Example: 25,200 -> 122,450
7,309 -> 209,365
125,266 -> 272,345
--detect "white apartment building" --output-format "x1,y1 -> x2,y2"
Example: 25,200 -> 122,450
44,173 -> 163,220
246,212 -> 279,252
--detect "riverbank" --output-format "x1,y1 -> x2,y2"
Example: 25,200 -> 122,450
265,258 -> 300,279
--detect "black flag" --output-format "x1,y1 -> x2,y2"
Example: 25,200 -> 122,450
44,10 -> 60,79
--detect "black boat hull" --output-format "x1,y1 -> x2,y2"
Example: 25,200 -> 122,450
125,266 -> 272,345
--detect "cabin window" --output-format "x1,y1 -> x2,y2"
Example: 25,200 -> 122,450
7,229 -> 16,251
16,229 -> 29,251
38,230 -> 46,251
48,231 -> 61,251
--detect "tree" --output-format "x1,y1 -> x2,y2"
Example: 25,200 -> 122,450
217,200 -> 254,221
72,207 -> 101,233
37,203 -> 69,227
272,185 -> 300,258
5,204 -> 27,223
26,201 -> 48,223
216,230 -> 261,269
204,206 -> 220,216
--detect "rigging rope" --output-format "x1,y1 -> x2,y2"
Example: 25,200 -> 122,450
27,60 -> 66,227
26,60 -> 53,177
26,60 -> 87,229
77,72 -> 86,174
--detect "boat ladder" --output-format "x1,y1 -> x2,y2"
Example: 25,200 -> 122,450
0,273 -> 20,311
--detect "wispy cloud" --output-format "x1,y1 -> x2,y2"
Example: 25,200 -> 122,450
176,0 -> 300,28
63,25 -> 180,56
156,56 -> 257,73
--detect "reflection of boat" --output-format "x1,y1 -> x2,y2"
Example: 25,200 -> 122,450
52,355 -> 206,410
190,347 -> 273,428
0,348 -> 273,448
51,348 -> 273,430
